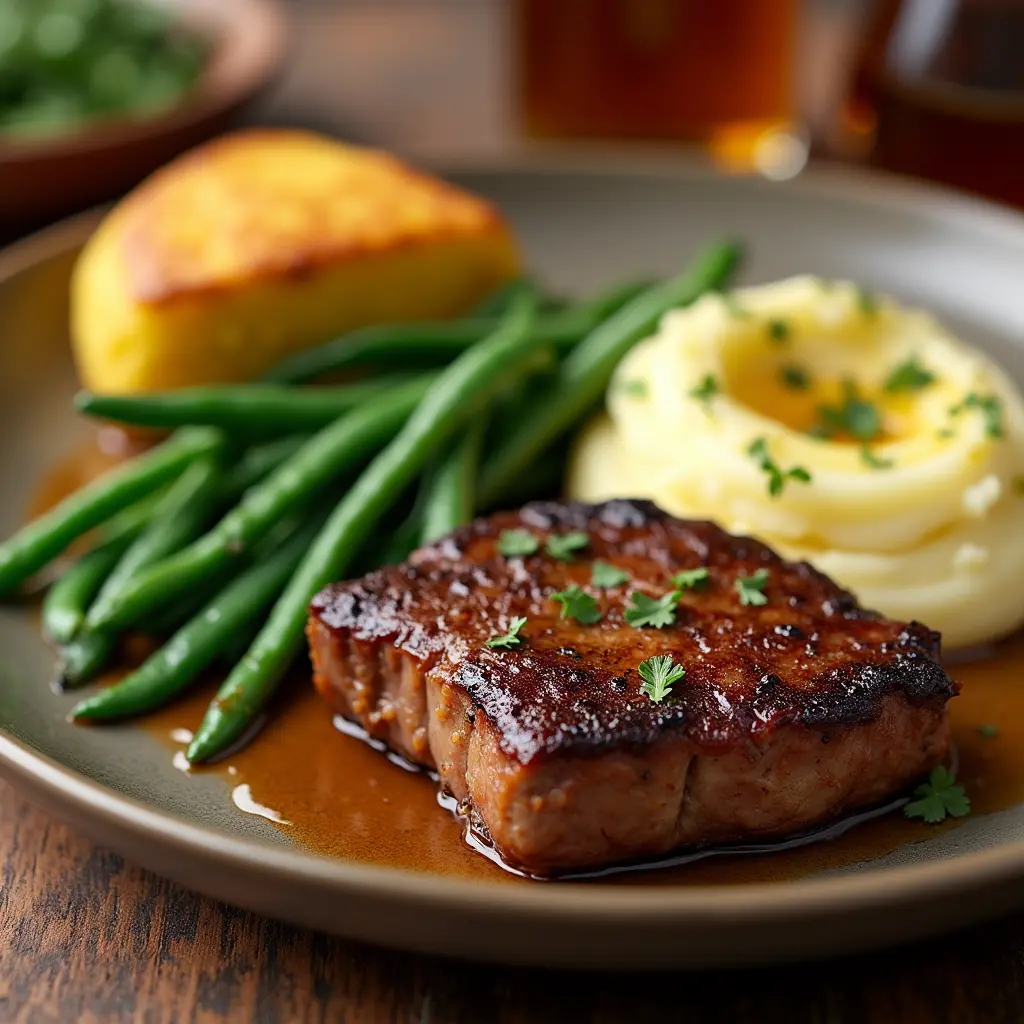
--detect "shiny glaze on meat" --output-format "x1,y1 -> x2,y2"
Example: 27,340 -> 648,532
312,500 -> 955,765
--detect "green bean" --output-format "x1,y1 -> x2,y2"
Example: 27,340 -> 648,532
217,619 -> 264,670
69,452 -> 225,680
478,241 -> 741,506
42,492 -> 163,644
264,321 -> 494,385
143,565 -> 236,639
88,377 -> 436,632
0,427 -> 222,597
58,631 -> 115,689
220,436 -> 307,496
355,473 -> 436,572
262,279 -> 650,385
44,540 -> 126,644
64,563 -> 233,688
70,509 -> 312,688
55,439 -> 301,682
573,278 -> 656,323
472,278 -> 573,317
187,292 -> 542,763
85,449 -> 226,629
141,488 -> 330,641
419,420 -> 485,544
375,511 -> 424,568
471,277 -> 535,317
73,375 -> 424,434
84,489 -> 168,546
71,518 -> 325,722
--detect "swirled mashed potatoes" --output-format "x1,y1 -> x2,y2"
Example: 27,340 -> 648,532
568,276 -> 1024,650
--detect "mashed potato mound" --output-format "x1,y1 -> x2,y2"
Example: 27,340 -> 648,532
569,276 -> 1024,650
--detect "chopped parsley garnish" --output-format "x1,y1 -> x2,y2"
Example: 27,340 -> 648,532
545,530 -> 590,561
937,427 -> 956,440
689,373 -> 719,409
780,363 -> 811,390
856,286 -> 879,316
978,724 -> 999,738
811,379 -> 882,442
843,391 -> 882,438
950,392 -> 1005,439
619,379 -> 648,398
735,568 -> 770,606
591,560 -> 630,588
485,616 -> 528,649
638,655 -> 685,704
549,585 -> 601,625
671,567 -> 710,590
624,590 -> 681,628
497,529 -> 539,557
723,293 -> 751,318
748,437 -> 812,497
884,355 -> 936,393
767,318 -> 790,344
860,444 -> 894,470
904,765 -> 971,824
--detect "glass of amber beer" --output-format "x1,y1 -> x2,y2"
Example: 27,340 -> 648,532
513,0 -> 803,175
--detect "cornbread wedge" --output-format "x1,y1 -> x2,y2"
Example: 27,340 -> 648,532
71,130 -> 521,393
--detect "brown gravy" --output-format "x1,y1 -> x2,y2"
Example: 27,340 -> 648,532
130,637 -> 1023,886
26,429 -> 154,522
36,438 -> 1024,885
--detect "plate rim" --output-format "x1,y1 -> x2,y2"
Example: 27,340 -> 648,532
4,724 -> 1024,924
4,153 -> 1024,935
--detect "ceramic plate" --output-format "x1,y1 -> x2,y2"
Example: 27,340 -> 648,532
3,157 -> 1024,969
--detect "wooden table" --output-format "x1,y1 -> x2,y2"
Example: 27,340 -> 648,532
5,775 -> 1024,1022
5,3 -> 1024,1020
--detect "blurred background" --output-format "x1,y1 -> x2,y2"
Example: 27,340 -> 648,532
2,0 -> 1023,240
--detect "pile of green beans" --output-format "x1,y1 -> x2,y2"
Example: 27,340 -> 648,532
0,426 -> 221,596
0,246 -> 738,763
42,490 -> 164,645
86,376 -> 440,632
56,435 -> 306,687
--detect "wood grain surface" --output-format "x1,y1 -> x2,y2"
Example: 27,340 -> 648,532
2,773 -> 1024,1023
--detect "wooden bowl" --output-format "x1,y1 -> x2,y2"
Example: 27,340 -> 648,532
0,0 -> 287,231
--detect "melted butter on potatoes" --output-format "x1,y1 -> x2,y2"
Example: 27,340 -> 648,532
71,129 -> 520,393
569,276 -> 1024,650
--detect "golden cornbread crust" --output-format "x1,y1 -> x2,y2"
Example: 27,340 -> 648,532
70,129 -> 520,392
119,130 -> 513,306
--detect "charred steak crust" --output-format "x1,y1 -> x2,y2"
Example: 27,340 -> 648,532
310,499 -> 955,764
308,499 -> 956,873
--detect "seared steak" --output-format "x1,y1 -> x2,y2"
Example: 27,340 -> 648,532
307,500 -> 956,875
